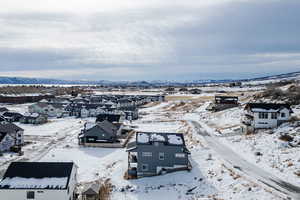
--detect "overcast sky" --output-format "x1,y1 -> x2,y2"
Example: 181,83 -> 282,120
0,0 -> 299,81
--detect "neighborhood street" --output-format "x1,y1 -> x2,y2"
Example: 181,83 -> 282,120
190,120 -> 300,200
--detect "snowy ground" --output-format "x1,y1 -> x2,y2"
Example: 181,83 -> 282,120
0,93 -> 297,199
33,100 -> 280,199
190,97 -> 300,197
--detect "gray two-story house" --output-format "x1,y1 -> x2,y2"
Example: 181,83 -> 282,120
78,120 -> 121,144
126,132 -> 191,179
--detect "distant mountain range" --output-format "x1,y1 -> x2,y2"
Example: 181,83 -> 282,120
0,71 -> 299,86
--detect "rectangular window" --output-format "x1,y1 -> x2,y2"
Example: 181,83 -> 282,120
142,152 -> 152,157
259,112 -> 268,119
281,113 -> 286,118
141,164 -> 148,171
27,191 -> 35,199
271,113 -> 277,119
264,113 -> 269,119
175,153 -> 185,158
159,153 -> 165,160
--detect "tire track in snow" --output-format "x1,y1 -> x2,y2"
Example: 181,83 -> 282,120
190,120 -> 300,200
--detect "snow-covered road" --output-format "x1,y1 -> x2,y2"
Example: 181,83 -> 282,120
190,120 -> 300,200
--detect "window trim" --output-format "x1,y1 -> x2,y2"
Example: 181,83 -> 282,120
258,112 -> 268,119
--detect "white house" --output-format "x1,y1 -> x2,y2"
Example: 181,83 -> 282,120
0,162 -> 78,200
242,103 -> 293,129
29,103 -> 64,118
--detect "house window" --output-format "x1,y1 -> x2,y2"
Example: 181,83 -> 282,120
271,113 -> 277,119
281,113 -> 286,118
27,191 -> 35,199
259,112 -> 268,119
142,152 -> 152,157
159,152 -> 165,160
175,153 -> 185,158
141,164 -> 148,171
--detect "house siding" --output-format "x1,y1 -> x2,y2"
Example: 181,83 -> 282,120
0,134 -> 14,152
132,142 -> 189,177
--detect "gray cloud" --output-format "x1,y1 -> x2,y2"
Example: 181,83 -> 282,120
0,0 -> 299,80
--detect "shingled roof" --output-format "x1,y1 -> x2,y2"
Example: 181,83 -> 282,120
0,162 -> 75,190
245,103 -> 293,112
0,123 -> 23,133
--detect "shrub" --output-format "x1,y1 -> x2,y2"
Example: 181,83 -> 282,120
279,134 -> 294,142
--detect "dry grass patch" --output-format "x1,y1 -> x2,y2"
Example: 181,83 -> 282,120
99,179 -> 113,200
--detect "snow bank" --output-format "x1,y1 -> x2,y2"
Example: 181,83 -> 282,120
167,135 -> 183,145
137,133 -> 149,143
150,134 -> 165,142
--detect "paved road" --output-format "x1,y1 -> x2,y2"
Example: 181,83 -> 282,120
190,120 -> 300,200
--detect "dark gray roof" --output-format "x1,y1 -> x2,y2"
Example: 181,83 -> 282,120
83,120 -> 119,136
0,162 -> 75,189
98,120 -> 119,134
0,123 -> 24,133
96,113 -> 123,123
246,103 -> 292,112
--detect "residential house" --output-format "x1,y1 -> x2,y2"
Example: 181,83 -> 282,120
96,113 -> 125,124
126,132 -> 191,179
0,123 -> 24,152
215,96 -> 238,104
206,96 -> 239,112
119,107 -> 139,120
20,113 -> 48,124
80,105 -> 105,118
242,103 -> 293,130
0,162 -> 77,200
189,88 -> 202,94
2,112 -> 23,122
29,102 -> 64,117
79,120 -> 121,144
117,98 -> 134,108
